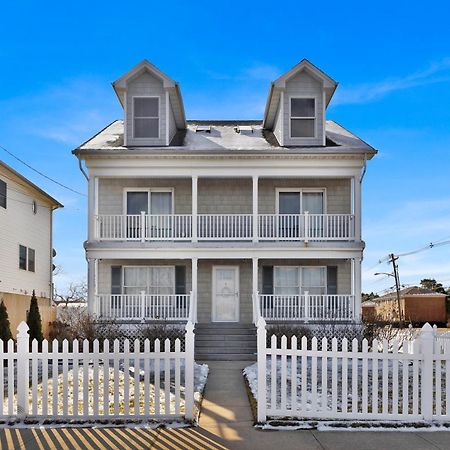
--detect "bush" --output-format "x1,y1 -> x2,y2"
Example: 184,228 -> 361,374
137,322 -> 185,351
0,300 -> 12,348
27,290 -> 43,343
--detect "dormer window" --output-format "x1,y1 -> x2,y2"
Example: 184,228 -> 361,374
290,97 -> 316,138
133,97 -> 159,138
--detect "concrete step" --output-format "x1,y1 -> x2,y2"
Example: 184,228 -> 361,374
195,336 -> 256,344
196,342 -> 257,351
196,353 -> 256,361
195,328 -> 256,336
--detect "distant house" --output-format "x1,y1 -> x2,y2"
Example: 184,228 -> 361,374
0,161 -> 63,337
364,286 -> 448,325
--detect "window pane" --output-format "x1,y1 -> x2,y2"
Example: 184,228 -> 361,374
134,98 -> 158,117
28,248 -> 35,272
123,267 -> 147,289
279,192 -> 300,214
301,267 -> 326,295
150,192 -> 172,214
134,118 -> 159,138
274,267 -> 299,295
302,192 -> 324,214
19,245 -> 27,270
127,192 -> 148,214
291,118 -> 315,138
0,179 -> 6,209
291,98 -> 315,117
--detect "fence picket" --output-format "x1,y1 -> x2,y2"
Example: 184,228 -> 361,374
73,340 -> 79,417
291,336 -> 298,414
331,338 -> 338,413
301,336 -> 307,412
362,339 -> 368,415
164,339 -> 171,415
102,340 -> 108,417
280,336 -> 287,412
310,337 -> 317,413
392,340 -> 399,416
382,339 -> 388,415
341,338 -> 348,413
351,338 -> 358,414
372,339 -> 379,415
321,337 -> 328,412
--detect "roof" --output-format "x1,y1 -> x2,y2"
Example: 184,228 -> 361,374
112,59 -> 186,129
377,286 -> 448,302
0,160 -> 63,208
73,119 -> 376,156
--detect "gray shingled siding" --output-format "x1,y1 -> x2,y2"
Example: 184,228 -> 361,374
125,71 -> 167,147
283,71 -> 324,146
97,177 -> 350,215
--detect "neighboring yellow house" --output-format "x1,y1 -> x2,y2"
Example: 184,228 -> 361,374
0,160 -> 63,337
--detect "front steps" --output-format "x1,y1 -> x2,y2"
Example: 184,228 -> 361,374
195,323 -> 257,361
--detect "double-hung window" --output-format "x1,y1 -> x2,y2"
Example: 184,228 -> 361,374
133,97 -> 159,138
123,266 -> 175,295
290,98 -> 316,138
274,266 -> 326,296
19,245 -> 35,272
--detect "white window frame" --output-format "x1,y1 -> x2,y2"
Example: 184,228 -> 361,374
122,265 -> 176,294
123,188 -> 175,215
288,96 -> 317,139
275,188 -> 327,214
131,96 -> 160,139
274,265 -> 327,295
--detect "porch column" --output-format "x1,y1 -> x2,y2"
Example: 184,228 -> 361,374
87,257 -> 96,315
252,257 -> 259,321
353,256 -> 362,321
353,176 -> 361,241
88,176 -> 97,241
191,257 -> 198,322
252,176 -> 259,242
192,176 -> 198,243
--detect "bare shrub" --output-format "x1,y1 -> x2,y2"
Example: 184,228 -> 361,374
137,322 -> 185,351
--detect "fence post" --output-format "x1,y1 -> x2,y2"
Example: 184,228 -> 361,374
420,322 -> 434,421
304,211 -> 309,242
16,321 -> 30,417
304,291 -> 309,322
257,316 -> 267,423
184,320 -> 195,421
140,210 -> 146,242
140,290 -> 146,319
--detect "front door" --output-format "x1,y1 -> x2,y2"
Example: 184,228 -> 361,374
212,266 -> 239,322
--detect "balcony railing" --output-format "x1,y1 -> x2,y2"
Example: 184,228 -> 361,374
95,213 -> 355,242
258,293 -> 355,322
95,293 -> 193,321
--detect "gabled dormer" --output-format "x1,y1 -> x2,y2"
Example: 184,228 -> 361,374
113,60 -> 186,147
263,59 -> 337,147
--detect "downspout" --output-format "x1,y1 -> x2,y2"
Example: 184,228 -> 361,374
360,153 -> 367,184
77,156 -> 89,181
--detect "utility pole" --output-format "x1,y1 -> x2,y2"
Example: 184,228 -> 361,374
389,253 -> 403,327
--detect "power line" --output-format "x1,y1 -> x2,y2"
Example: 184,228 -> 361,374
0,144 -> 86,197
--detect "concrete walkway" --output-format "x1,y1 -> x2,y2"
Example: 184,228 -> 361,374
2,361 -> 450,449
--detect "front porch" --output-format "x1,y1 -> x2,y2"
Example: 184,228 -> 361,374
89,257 -> 361,324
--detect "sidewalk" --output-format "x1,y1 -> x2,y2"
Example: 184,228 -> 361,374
1,361 -> 450,449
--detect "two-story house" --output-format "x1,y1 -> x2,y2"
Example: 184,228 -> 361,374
73,59 -> 376,360
0,161 -> 62,337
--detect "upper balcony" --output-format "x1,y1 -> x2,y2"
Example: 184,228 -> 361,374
88,176 -> 361,246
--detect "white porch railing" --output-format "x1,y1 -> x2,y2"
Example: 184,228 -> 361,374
258,213 -> 355,241
94,213 -> 355,242
258,293 -> 355,321
95,293 -> 192,321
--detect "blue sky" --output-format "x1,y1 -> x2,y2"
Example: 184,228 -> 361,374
1,0 -> 450,295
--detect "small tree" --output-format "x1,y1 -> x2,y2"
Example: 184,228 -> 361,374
0,300 -> 12,346
27,290 -> 44,343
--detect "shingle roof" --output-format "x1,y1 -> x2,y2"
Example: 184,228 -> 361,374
73,120 -> 377,156
377,286 -> 447,302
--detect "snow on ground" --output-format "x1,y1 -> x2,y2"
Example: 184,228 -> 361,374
2,362 -> 209,421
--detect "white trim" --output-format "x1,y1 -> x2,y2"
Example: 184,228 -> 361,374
322,90 -> 326,146
275,187 -> 327,214
212,265 -> 240,322
131,96 -> 160,140
280,90 -> 285,146
122,187 -> 175,214
288,95 -> 318,140
165,90 -> 170,146
123,91 -> 128,145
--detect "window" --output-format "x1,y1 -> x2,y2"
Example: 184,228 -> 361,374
274,266 -> 326,295
123,266 -> 175,295
133,97 -> 159,138
19,245 -> 27,270
19,245 -> 36,272
28,248 -> 35,272
0,179 -> 6,209
278,190 -> 324,214
290,98 -> 316,138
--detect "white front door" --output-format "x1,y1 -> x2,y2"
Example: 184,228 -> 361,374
212,266 -> 239,322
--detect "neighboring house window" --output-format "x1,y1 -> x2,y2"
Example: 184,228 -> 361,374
19,245 -> 36,272
290,98 -> 316,138
28,248 -> 35,272
122,266 -> 175,295
19,245 -> 27,270
0,179 -> 6,209
274,266 -> 326,295
133,97 -> 159,138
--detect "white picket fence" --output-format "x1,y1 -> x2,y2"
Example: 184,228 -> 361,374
256,318 -> 450,423
0,321 -> 196,422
